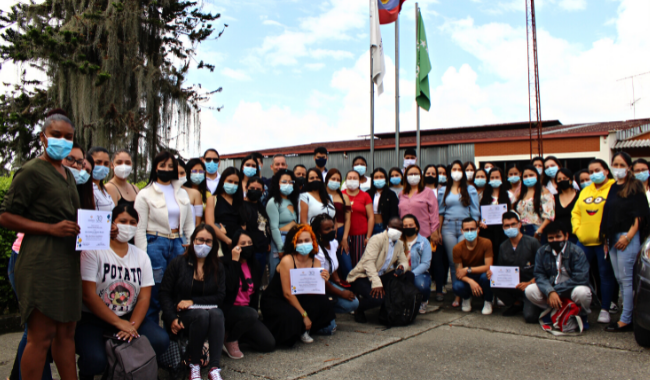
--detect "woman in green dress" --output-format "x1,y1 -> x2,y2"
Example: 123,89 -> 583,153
0,109 -> 81,380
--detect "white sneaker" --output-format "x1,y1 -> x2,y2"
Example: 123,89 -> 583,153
482,301 -> 493,315
609,302 -> 619,314
419,302 -> 428,314
496,298 -> 505,307
597,309 -> 611,324
461,298 -> 472,312
301,331 -> 314,343
189,364 -> 202,380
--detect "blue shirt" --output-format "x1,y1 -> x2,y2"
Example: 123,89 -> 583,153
378,240 -> 396,276
438,186 -> 480,221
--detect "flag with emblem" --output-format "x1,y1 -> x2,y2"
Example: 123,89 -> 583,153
377,0 -> 407,25
416,8 -> 431,111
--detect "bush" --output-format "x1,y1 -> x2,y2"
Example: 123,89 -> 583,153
0,176 -> 18,314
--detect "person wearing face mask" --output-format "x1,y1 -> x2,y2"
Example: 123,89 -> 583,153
464,161 -> 477,187
572,158 -> 617,323
531,157 -> 544,176
179,160 -> 204,227
88,146 -> 116,211
185,158 -> 209,209
159,224 -> 226,380
388,167 -> 404,196
525,222 -> 592,319
452,218 -> 494,314
66,143 -> 95,210
576,169 -> 591,190
261,224 -> 334,345
478,167 -> 511,269
600,152 -> 650,332
423,165 -> 438,196
403,149 -> 417,172
106,149 -> 139,209
324,169 -> 352,279
347,217 -> 410,324
342,170 -> 374,269
314,147 -> 329,180
220,230 -> 275,359
513,165 -> 554,243
0,109 -> 82,380
483,162 -> 495,175
506,164 -> 522,202
266,170 -> 299,281
342,156 -> 372,192
240,177 -> 271,285
422,165 -> 446,302
632,158 -> 650,203
553,168 -> 578,243
205,167 -> 244,248
473,168 -> 488,201
401,215 -> 432,314
75,204 -> 168,380
202,149 -> 221,195
436,165 -> 448,190
300,168 -> 336,225
240,154 -> 268,203
367,168 -> 400,236
134,151 -> 195,323
293,164 -> 308,193
543,156 -> 581,195
487,211 -> 541,322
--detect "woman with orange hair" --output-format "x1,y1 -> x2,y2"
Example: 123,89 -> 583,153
260,224 -> 336,346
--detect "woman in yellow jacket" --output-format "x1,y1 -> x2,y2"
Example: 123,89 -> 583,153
571,158 -> 617,324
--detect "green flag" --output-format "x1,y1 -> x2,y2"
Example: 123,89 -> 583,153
416,9 -> 431,111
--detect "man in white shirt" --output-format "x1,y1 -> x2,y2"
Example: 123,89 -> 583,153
202,148 -> 220,194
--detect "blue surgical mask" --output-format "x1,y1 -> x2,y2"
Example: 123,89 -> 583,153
508,176 -> 520,184
635,171 -> 650,182
485,167 -> 492,174
373,179 -> 386,189
536,167 -> 543,175
474,178 -> 486,188
280,184 -> 293,195
328,181 -> 340,190
93,165 -> 110,181
191,173 -> 205,185
44,136 -> 73,161
354,165 -> 367,176
68,167 -> 90,185
503,227 -> 519,239
243,166 -> 257,178
390,177 -> 402,186
523,177 -> 537,187
590,171 -> 606,184
544,166 -> 558,178
488,179 -> 502,188
296,242 -> 313,256
438,175 -> 447,184
463,230 -> 478,242
580,180 -> 592,189
205,161 -> 219,174
223,182 -> 238,195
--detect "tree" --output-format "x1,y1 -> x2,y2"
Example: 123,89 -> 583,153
0,0 -> 224,179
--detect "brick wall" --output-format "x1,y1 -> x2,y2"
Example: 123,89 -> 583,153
475,137 -> 600,157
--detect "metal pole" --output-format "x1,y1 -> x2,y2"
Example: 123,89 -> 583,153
395,17 -> 400,168
370,31 -> 375,169
415,3 -> 420,166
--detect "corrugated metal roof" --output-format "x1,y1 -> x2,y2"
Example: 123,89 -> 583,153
614,139 -> 650,149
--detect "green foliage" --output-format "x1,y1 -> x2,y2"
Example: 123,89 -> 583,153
134,181 -> 147,190
0,176 -> 18,314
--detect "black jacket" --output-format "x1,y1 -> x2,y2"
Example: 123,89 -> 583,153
366,188 -> 399,224
159,254 -> 226,328
239,201 -> 271,253
497,234 -> 540,283
220,253 -> 261,314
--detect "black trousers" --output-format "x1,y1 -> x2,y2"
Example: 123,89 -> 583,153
179,308 -> 225,368
224,306 -> 275,352
351,273 -> 396,313
493,287 -> 543,324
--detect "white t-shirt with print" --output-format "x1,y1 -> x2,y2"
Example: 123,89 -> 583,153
315,239 -> 339,274
81,244 -> 155,316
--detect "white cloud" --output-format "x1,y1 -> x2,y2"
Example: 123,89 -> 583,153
262,20 -> 284,27
558,0 -> 587,11
221,67 -> 252,81
305,63 -> 326,71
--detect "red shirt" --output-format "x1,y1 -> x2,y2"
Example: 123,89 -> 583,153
343,190 -> 372,236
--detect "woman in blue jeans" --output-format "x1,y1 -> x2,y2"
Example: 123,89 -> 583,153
438,161 -> 480,307
266,170 -> 299,280
402,215 -> 432,314
601,152 -> 650,332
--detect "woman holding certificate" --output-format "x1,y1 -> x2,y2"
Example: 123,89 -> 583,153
260,224 -> 335,346
478,167 -> 511,265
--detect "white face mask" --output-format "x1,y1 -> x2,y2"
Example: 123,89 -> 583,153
178,177 -> 187,186
465,171 -> 474,181
387,228 -> 402,242
612,168 -> 627,180
115,224 -> 137,243
194,244 -> 211,258
403,158 -> 416,168
451,171 -> 463,182
346,179 -> 360,190
407,175 -> 421,186
113,164 -> 132,179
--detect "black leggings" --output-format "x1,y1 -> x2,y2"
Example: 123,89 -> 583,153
224,306 -> 275,352
179,308 -> 224,368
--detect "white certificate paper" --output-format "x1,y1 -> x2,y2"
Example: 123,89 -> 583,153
290,268 -> 326,295
489,266 -> 520,288
481,204 -> 509,226
76,210 -> 111,251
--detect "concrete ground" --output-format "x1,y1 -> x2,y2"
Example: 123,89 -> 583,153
0,296 -> 648,380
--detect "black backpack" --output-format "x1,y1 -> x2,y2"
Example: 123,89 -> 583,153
378,271 -> 423,327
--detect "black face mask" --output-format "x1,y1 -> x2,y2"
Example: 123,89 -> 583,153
557,180 -> 571,191
305,180 -> 322,192
315,158 -> 327,168
403,227 -> 417,237
424,176 -> 437,185
247,189 -> 263,202
240,245 -> 255,260
295,177 -> 306,187
549,240 -> 566,253
157,170 -> 175,183
322,231 -> 336,242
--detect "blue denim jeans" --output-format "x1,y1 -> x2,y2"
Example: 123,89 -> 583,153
609,233 -> 640,324
336,226 -> 353,280
452,273 -> 493,301
414,274 -> 432,303
522,224 -> 547,245
330,282 -> 359,313
145,234 -> 185,323
269,232 -> 287,282
577,242 -> 615,311
372,223 -> 385,236
441,219 -> 464,283
8,250 -> 52,380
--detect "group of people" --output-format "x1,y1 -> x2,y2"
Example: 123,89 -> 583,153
1,109 -> 649,380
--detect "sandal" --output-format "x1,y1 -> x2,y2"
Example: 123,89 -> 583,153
452,300 -> 460,308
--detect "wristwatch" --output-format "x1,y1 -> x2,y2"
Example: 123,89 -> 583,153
467,267 -> 472,274
624,234 -> 631,243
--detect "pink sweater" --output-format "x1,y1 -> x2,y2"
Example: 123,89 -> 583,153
398,187 -> 440,237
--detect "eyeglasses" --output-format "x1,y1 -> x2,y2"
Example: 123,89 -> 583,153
194,238 -> 214,246
64,156 -> 84,167
204,158 -> 219,163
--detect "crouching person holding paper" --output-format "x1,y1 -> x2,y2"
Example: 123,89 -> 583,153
159,224 -> 226,380
347,217 -> 410,324
260,224 -> 335,346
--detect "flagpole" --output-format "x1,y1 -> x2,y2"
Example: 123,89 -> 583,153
370,3 -> 375,170
394,17 -> 400,168
415,3 -> 420,165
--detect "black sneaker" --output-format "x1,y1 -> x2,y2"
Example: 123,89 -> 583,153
354,310 -> 367,324
502,304 -> 524,317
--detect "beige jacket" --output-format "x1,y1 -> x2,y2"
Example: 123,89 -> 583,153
347,231 -> 410,288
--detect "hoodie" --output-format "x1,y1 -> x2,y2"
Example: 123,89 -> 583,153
571,179 -> 614,246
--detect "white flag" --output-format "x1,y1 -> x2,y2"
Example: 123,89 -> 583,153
370,0 -> 385,95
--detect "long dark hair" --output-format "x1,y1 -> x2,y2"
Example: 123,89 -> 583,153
216,167 -> 244,208
369,167 -> 389,194
240,154 -> 261,178
72,143 -> 95,210
325,168 -> 346,203
542,156 -> 562,186
185,158 -> 208,203
613,152 -> 645,198
229,229 -> 256,291
515,165 -> 543,218
88,146 -> 110,191
310,214 -> 335,272
270,169 -> 299,210
388,167 -> 403,186
506,163 -> 521,189
555,167 -> 574,193
400,213 -> 421,245
111,203 -> 140,225
442,160 -> 471,207
423,164 -> 438,187
588,159 -> 614,179
480,167 -> 511,208
403,164 -> 425,194
306,167 -> 331,207
184,224 -> 221,282
147,151 -> 179,186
